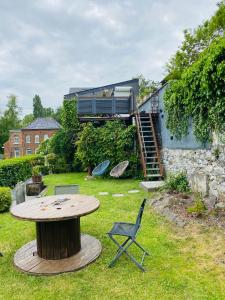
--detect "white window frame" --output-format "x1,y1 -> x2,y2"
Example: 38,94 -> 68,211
14,136 -> 19,144
44,134 -> 49,141
26,135 -> 31,144
35,135 -> 40,144
26,148 -> 32,155
14,148 -> 20,157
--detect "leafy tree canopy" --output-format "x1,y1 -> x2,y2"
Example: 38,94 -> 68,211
165,1 -> 225,80
164,37 -> 225,142
137,75 -> 160,104
0,95 -> 21,152
33,95 -> 44,118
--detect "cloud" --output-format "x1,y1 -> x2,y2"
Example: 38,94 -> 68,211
0,0 -> 218,115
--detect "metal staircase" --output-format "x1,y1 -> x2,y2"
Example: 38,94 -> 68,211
135,112 -> 163,179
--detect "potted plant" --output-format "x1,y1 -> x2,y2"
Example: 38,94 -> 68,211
32,166 -> 42,183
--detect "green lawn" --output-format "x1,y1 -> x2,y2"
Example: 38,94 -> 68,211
1,173 -> 225,299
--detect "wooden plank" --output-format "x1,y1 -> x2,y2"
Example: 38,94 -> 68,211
135,113 -> 147,177
14,235 -> 102,275
10,194 -> 100,222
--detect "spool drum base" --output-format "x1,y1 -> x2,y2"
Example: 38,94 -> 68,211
14,234 -> 101,275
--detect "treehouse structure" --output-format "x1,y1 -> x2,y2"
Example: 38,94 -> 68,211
64,78 -> 163,180
64,79 -> 139,123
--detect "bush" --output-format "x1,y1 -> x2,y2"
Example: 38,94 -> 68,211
164,172 -> 190,193
46,153 -> 69,174
39,165 -> 49,175
52,157 -> 69,174
0,187 -> 11,212
0,155 -> 44,187
187,194 -> 206,217
75,121 -> 140,177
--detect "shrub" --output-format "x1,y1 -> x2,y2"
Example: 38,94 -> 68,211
46,153 -> 69,174
187,194 -> 206,217
75,121 -> 140,177
164,172 -> 190,193
0,187 -> 11,212
39,165 -> 49,175
32,165 -> 41,176
52,157 -> 69,174
0,155 -> 44,187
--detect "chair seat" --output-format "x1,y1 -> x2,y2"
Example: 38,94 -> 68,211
108,222 -> 137,237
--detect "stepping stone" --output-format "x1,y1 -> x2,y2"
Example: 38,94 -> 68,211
112,194 -> 124,197
140,181 -> 165,192
128,190 -> 140,194
98,192 -> 109,195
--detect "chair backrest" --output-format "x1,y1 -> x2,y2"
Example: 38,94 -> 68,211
54,184 -> 79,195
110,160 -> 129,178
134,199 -> 147,231
92,160 -> 110,176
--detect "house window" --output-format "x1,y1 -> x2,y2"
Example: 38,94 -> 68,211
26,135 -> 31,143
35,135 -> 40,144
44,134 -> 49,141
26,148 -> 32,155
35,148 -> 39,154
14,136 -> 19,144
14,148 -> 20,157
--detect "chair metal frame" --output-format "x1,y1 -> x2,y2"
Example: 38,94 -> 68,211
107,199 -> 149,271
110,160 -> 129,178
92,160 -> 110,177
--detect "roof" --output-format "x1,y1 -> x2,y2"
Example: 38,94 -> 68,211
69,87 -> 93,94
22,118 -> 61,130
65,78 -> 139,99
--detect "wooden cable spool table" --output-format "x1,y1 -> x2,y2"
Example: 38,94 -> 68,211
10,194 -> 101,275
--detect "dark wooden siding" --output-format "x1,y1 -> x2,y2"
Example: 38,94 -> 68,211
77,97 -> 131,115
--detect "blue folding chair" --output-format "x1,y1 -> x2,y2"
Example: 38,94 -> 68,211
107,199 -> 149,271
92,160 -> 110,177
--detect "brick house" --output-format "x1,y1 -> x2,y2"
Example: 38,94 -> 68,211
3,118 -> 60,158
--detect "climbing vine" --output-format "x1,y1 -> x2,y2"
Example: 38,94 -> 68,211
164,37 -> 225,142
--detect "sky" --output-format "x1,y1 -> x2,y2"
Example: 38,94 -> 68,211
0,0 -> 218,116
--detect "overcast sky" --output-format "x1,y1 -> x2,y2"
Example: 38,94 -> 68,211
0,0 -> 218,115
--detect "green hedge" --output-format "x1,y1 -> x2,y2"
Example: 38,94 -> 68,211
0,155 -> 44,187
0,187 -> 11,212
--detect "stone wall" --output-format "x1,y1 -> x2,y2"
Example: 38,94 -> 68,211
161,146 -> 225,200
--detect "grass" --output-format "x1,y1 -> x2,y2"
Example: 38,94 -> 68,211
1,173 -> 225,299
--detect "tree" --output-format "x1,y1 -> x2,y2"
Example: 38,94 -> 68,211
43,107 -> 54,117
48,98 -> 80,169
0,95 -> 21,152
33,95 -> 44,118
164,36 -> 225,142
137,75 -> 160,104
165,1 -> 225,80
61,98 -> 79,131
52,106 -> 62,124
21,114 -> 34,127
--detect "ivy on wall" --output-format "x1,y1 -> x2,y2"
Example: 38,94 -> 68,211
164,37 -> 225,142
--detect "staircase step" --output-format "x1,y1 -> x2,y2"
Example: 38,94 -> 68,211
146,174 -> 161,177
147,168 -> 160,171
146,162 -> 159,165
